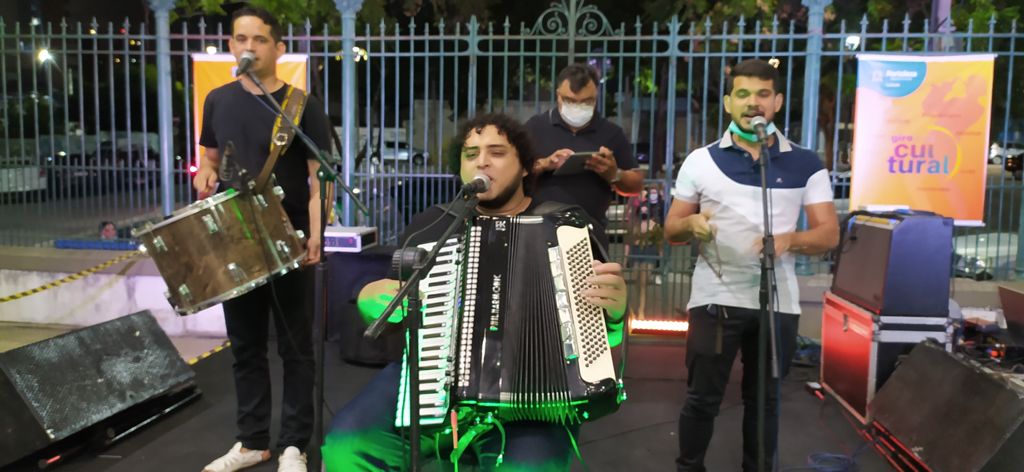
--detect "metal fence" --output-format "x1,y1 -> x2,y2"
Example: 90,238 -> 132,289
1,0 -> 1022,317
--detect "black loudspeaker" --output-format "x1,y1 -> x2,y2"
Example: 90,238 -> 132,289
328,248 -> 404,366
832,211 -> 953,317
871,341 -> 1024,471
0,311 -> 196,467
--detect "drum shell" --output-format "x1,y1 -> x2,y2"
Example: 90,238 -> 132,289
134,186 -> 306,314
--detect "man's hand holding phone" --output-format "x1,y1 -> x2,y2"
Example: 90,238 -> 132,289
534,148 -> 574,173
584,146 -> 618,182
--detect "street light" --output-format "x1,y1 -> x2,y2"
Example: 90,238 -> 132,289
844,35 -> 862,51
205,45 -> 218,54
37,48 -> 53,64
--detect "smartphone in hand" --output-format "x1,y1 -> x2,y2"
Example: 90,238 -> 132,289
553,151 -> 600,175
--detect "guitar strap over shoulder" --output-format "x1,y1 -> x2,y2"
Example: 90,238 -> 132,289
254,85 -> 307,192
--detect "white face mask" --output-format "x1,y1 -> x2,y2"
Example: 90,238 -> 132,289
559,102 -> 595,128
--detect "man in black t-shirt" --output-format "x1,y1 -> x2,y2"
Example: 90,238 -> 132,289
195,7 -> 331,472
322,113 -> 629,471
527,63 -> 644,249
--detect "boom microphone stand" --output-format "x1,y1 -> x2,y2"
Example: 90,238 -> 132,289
364,193 -> 479,472
751,118 -> 781,472
244,70 -> 368,472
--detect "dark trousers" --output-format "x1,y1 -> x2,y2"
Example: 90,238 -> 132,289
323,362 -> 577,471
223,267 -> 314,452
677,304 -> 800,472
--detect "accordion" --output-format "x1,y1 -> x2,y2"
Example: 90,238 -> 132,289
395,207 -> 621,428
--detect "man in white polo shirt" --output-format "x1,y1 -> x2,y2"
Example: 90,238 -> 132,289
664,59 -> 839,471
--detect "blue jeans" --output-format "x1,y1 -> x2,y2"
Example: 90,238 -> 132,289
324,363 -> 578,471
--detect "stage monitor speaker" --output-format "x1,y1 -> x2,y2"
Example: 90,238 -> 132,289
871,341 -> 1024,471
0,311 -> 196,467
832,211 -> 952,317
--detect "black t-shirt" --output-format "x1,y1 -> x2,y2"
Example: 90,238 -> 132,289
199,81 -> 332,233
525,110 -> 637,228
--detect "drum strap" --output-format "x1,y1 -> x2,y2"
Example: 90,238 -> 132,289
254,85 -> 307,192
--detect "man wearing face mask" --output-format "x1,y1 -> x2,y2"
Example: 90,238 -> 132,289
664,59 -> 838,471
527,63 -> 643,249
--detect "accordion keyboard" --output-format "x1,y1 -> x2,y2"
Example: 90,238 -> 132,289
395,236 -> 461,428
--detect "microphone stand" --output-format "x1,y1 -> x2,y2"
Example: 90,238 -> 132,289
364,194 -> 479,472
754,129 -> 780,472
243,71 -> 368,472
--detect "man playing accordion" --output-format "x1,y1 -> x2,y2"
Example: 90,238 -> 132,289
323,113 -> 628,471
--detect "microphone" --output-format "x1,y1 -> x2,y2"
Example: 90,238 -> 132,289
236,51 -> 256,77
750,116 -> 770,142
461,174 -> 491,194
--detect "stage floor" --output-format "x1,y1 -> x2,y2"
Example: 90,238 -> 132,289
15,338 -> 890,472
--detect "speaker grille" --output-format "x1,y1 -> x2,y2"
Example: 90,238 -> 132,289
0,311 -> 194,441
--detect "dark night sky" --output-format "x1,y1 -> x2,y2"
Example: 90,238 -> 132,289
3,0 -> 150,29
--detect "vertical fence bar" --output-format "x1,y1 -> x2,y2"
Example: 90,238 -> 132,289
74,22 -> 86,208
180,21 -> 193,206
0,20 -> 7,219
701,17 -> 711,145
122,19 -> 135,211
150,0 -> 175,217
502,19 -> 510,114
485,21 -> 493,114
632,18 -> 642,150
783,19 -> 795,136
340,0 -> 363,223
796,0 -> 832,275
831,20 -> 847,172
407,18 -> 416,168
140,23 -> 152,212
716,20 -> 728,136
29,22 -> 40,212
518,22 -> 525,119
105,21 -> 117,216
467,17 -> 478,118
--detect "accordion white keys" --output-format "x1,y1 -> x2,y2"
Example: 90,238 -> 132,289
396,207 -> 621,428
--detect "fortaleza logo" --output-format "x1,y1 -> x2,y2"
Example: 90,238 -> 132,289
885,129 -> 962,176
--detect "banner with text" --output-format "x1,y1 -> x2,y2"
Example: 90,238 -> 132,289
190,53 -> 308,170
850,53 -> 995,225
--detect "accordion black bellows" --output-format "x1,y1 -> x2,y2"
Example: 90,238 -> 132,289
396,207 -> 621,428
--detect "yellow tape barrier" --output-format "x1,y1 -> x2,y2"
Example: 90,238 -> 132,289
0,251 -> 143,303
187,341 -> 231,365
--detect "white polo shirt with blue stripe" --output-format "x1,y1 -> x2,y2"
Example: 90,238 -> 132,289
672,129 -> 834,315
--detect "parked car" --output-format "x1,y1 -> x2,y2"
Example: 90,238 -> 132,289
0,160 -> 48,201
990,141 -> 1023,166
953,232 -> 1017,280
365,141 -> 428,166
52,140 -> 163,192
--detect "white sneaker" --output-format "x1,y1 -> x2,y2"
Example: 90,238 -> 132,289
202,442 -> 269,472
278,446 -> 308,472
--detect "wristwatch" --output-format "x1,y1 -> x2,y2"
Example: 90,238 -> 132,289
610,169 -> 623,185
